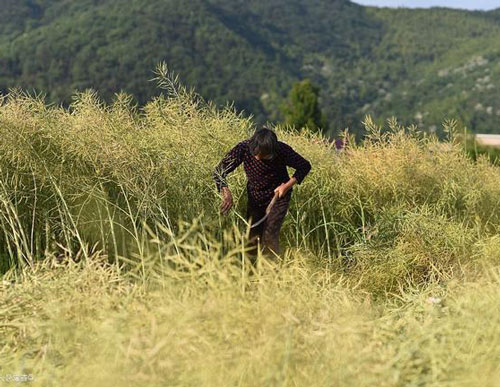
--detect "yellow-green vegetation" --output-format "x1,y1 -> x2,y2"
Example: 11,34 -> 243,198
2,67 -> 500,385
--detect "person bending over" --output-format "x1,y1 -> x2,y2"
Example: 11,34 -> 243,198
213,127 -> 312,259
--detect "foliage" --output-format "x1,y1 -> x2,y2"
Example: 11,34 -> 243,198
2,74 -> 500,385
3,251 -> 500,386
2,73 -> 500,291
282,79 -> 327,133
464,140 -> 500,165
2,0 -> 500,135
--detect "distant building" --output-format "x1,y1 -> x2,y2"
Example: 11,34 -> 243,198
475,134 -> 500,148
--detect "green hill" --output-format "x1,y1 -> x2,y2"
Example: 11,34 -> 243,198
1,0 -> 500,134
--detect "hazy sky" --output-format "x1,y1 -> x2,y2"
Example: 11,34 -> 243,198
352,0 -> 499,10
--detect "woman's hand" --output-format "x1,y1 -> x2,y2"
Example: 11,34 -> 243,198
274,177 -> 297,198
220,187 -> 233,215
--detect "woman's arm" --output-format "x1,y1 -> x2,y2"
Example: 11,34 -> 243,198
213,141 -> 246,214
274,142 -> 311,198
274,176 -> 298,198
280,142 -> 311,184
213,141 -> 246,193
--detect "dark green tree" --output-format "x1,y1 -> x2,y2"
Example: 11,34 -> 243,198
281,79 -> 327,132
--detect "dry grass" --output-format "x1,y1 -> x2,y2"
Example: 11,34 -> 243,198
1,65 -> 500,385
2,252 -> 500,386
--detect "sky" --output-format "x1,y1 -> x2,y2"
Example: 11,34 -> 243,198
352,0 -> 499,10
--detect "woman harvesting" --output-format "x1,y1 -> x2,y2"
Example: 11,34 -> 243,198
213,127 -> 311,259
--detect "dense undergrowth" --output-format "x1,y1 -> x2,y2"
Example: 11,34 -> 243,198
1,66 -> 500,385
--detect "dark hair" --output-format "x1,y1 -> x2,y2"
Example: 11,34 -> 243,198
248,127 -> 278,158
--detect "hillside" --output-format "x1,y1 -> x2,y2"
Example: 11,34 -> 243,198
361,7 -> 500,135
0,0 -> 500,134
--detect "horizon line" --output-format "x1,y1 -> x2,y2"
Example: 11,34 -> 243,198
351,1 -> 499,11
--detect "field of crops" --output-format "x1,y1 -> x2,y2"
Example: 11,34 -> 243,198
1,68 -> 500,386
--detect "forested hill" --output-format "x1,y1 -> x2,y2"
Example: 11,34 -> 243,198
1,0 -> 500,135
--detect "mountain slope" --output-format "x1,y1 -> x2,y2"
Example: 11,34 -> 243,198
1,0 -> 500,134
0,0 -> 383,128
356,7 -> 500,133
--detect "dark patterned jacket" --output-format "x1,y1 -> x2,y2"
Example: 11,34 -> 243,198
213,139 -> 311,208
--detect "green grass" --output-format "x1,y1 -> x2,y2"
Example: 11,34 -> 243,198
2,67 -> 500,385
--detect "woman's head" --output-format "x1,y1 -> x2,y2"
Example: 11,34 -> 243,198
248,127 -> 278,160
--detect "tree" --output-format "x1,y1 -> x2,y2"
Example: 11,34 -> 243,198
281,79 -> 327,132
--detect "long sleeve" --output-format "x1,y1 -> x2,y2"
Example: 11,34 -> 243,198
278,142 -> 311,185
213,141 -> 246,192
